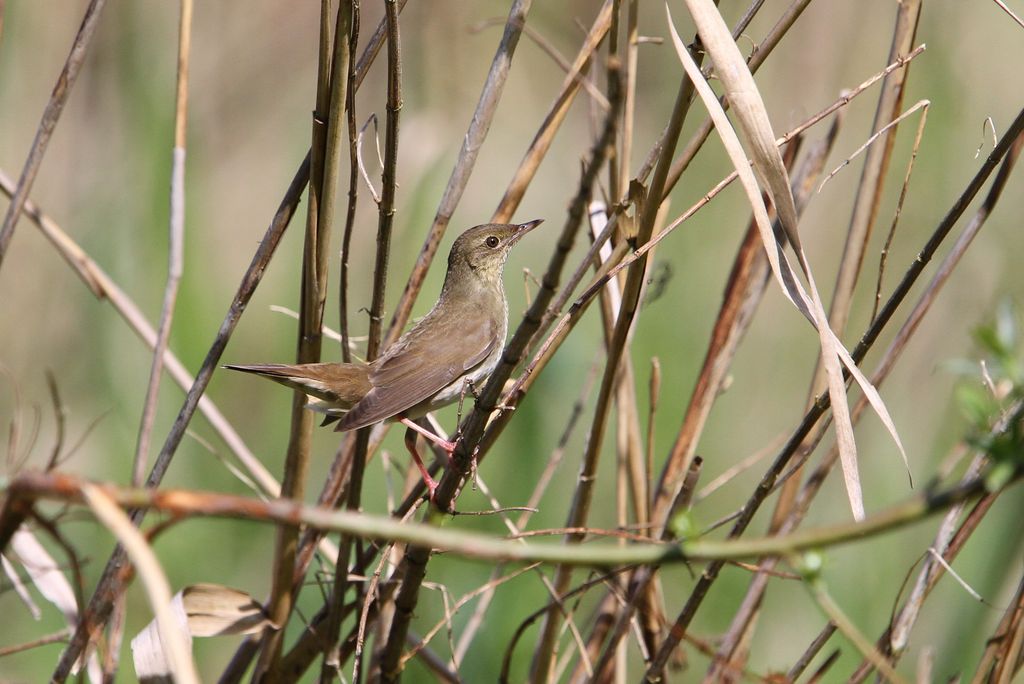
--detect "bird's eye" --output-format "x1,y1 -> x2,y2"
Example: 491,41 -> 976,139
485,236 -> 500,248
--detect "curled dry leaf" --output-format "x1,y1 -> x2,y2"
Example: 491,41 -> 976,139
131,583 -> 274,680
81,484 -> 199,684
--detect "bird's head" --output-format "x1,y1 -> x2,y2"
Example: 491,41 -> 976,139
444,219 -> 544,286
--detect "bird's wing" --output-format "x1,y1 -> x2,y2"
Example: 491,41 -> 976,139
335,315 -> 499,431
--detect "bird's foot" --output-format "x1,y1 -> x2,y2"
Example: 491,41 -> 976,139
438,435 -> 459,455
425,474 -> 440,504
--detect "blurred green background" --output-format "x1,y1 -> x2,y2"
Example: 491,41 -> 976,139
2,1 -> 1023,681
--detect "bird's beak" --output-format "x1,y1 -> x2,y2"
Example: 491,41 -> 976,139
512,218 -> 544,242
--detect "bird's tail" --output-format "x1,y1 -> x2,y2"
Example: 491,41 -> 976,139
223,362 -> 371,408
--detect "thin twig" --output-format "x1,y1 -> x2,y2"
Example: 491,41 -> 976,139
0,629 -> 70,657
817,99 -> 930,193
338,3 -> 361,362
44,371 -> 66,471
990,0 -> 1024,30
469,16 -> 610,111
322,1 -> 387,679
0,0 -> 107,270
872,102 -> 930,322
786,622 -> 837,682
131,0 -> 192,487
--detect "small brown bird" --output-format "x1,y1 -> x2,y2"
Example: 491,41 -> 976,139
226,219 -> 542,499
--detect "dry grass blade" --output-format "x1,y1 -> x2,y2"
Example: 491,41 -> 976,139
1,550 -> 40,619
8,529 -> 78,628
670,1 -> 910,520
788,0 -> 922,524
168,584 -> 274,637
585,43 -> 928,311
664,0 -> 817,194
796,3 -> 921,479
803,128 -> 1024,682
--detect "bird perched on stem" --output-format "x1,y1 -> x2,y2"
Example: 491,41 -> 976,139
226,219 -> 543,501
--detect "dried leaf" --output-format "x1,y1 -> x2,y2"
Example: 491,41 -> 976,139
2,550 -> 41,619
131,583 -> 273,680
682,0 -> 801,247
9,529 -> 77,623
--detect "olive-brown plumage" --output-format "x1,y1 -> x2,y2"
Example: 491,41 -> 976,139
226,219 -> 542,498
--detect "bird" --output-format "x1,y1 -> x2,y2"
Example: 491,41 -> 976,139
225,219 -> 543,500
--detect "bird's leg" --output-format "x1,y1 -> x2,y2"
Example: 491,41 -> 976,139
400,417 -> 457,453
403,426 -> 440,501
400,418 -> 458,501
